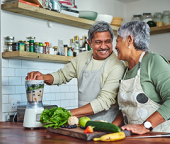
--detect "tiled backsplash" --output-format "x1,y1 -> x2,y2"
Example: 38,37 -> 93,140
2,59 -> 78,121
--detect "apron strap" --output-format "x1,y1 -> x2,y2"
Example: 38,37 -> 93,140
137,51 -> 145,76
82,52 -> 93,71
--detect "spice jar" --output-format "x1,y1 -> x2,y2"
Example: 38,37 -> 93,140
34,42 -> 39,53
162,10 -> 170,25
5,36 -> 14,43
5,42 -> 13,52
39,42 -> 43,53
53,46 -> 58,55
29,40 -> 34,52
43,43 -> 46,54
25,42 -> 29,52
12,42 -> 19,51
142,13 -> 153,23
64,45 -> 68,56
132,14 -> 142,21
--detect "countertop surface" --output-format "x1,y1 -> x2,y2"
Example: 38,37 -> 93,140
0,122 -> 170,144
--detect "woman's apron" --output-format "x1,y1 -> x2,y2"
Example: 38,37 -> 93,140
78,53 -> 119,123
118,51 -> 170,132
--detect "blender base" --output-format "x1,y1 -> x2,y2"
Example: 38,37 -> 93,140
23,108 -> 44,128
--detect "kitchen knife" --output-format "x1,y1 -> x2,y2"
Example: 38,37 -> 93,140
129,133 -> 170,138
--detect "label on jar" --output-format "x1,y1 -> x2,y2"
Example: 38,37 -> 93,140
39,46 -> 43,53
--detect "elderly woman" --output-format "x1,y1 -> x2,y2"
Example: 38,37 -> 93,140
112,21 -> 170,134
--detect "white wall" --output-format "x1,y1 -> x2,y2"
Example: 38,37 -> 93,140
0,0 -> 126,121
125,0 -> 170,59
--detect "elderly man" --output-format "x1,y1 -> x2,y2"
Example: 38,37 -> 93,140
26,21 -> 125,122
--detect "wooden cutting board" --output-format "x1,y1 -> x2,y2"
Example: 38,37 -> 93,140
47,127 -> 109,141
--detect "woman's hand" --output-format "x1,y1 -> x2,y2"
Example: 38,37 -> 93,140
121,124 -> 150,134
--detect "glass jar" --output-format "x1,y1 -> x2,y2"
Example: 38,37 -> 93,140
12,42 -> 19,51
132,14 -> 142,21
34,42 -> 39,53
155,13 -> 163,27
162,10 -> 170,25
25,42 -> 29,52
142,13 -> 153,23
39,42 -> 43,53
5,42 -> 13,52
53,46 -> 58,55
5,36 -> 14,43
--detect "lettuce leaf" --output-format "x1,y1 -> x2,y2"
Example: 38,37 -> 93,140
40,107 -> 71,129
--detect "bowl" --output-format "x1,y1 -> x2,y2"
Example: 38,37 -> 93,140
95,14 -> 113,24
79,11 -> 98,21
111,17 -> 123,27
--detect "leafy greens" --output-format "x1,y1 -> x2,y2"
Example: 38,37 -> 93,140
40,107 -> 71,129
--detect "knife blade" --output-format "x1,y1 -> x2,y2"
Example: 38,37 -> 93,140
129,133 -> 170,138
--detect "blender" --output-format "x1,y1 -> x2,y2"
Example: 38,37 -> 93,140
23,80 -> 44,128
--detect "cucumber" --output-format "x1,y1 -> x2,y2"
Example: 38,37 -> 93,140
85,121 -> 121,133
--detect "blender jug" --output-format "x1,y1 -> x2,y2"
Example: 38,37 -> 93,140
23,80 -> 44,128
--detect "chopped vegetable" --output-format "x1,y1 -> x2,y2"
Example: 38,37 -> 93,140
40,107 -> 71,129
84,126 -> 94,133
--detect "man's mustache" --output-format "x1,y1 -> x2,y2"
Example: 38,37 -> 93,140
97,48 -> 110,51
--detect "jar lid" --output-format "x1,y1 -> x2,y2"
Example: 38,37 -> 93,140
45,42 -> 49,45
6,42 -> 13,44
5,36 -> 14,40
53,46 -> 58,49
39,43 -> 43,46
133,14 -> 142,17
25,42 -> 29,44
35,42 -> 39,45
27,36 -> 35,39
143,13 -> 152,15
18,40 -> 25,43
64,45 -> 68,47
43,43 -> 46,46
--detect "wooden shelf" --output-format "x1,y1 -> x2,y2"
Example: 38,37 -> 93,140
150,25 -> 170,35
2,51 -> 73,63
1,2 -> 119,33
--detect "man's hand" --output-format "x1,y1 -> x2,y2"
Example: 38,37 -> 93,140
26,71 -> 44,80
26,71 -> 54,85
121,124 -> 150,134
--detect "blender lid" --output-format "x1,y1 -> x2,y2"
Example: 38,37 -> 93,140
25,80 -> 44,84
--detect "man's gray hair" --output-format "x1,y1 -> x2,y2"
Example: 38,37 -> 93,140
117,21 -> 150,51
88,21 -> 114,43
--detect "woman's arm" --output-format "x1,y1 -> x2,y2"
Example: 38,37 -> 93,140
112,112 -> 124,127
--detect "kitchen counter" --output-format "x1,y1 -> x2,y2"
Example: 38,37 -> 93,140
0,122 -> 170,144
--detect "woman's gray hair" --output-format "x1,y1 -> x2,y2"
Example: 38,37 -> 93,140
117,21 -> 150,51
88,21 -> 114,43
